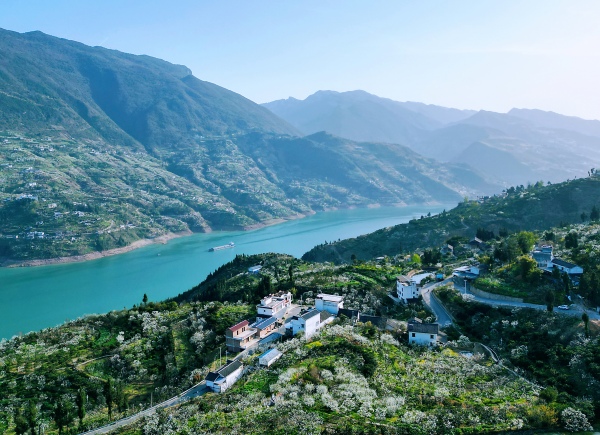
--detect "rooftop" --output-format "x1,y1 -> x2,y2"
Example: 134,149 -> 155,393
300,308 -> 320,321
206,359 -> 243,380
218,359 -> 243,377
408,322 -> 439,334
320,311 -> 333,322
228,320 -> 249,333
252,316 -> 278,330
259,348 -> 282,362
552,258 -> 580,269
397,275 -> 413,283
316,293 -> 344,302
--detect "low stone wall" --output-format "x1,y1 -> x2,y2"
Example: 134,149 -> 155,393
469,286 -> 523,303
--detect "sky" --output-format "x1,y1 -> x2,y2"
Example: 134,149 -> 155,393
1,0 -> 600,119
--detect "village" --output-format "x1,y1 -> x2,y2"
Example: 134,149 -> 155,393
205,233 -> 596,394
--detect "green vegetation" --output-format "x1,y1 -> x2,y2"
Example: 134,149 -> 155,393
436,286 -> 598,428
0,246 -> 597,434
303,175 -> 600,263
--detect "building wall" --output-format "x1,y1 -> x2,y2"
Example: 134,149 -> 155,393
397,282 -> 419,302
304,316 -> 320,337
409,331 -> 437,346
222,366 -> 244,392
316,299 -> 342,315
292,315 -> 321,338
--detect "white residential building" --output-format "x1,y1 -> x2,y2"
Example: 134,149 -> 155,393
256,291 -> 293,319
531,245 -> 554,268
287,308 -> 321,338
550,258 -> 583,275
396,275 -> 420,303
205,359 -> 244,393
407,318 -> 439,347
315,293 -> 344,315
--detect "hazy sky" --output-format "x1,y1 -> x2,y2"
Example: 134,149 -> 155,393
1,1 -> 600,119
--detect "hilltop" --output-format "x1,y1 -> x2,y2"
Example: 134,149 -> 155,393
303,175 -> 600,263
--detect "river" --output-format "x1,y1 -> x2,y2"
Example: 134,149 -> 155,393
0,204 -> 454,339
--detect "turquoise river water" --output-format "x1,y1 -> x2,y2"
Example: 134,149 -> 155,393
0,204 -> 455,339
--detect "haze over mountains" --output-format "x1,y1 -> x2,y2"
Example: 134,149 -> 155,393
265,90 -> 600,186
0,29 -> 496,261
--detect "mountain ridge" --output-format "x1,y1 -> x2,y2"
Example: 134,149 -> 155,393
265,90 -> 600,186
0,29 -> 497,263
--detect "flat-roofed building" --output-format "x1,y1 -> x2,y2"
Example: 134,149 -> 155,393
315,293 -> 344,315
396,275 -> 419,303
257,291 -> 293,319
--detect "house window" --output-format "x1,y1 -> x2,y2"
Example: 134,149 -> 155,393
430,335 -> 434,339
411,333 -> 415,337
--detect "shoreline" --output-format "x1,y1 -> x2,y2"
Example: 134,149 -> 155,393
1,211 -> 318,268
0,202 -> 449,268
2,231 -> 192,268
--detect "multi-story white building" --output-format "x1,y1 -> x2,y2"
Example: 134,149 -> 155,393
256,291 -> 293,319
532,245 -> 553,268
396,275 -> 420,303
287,308 -> 321,338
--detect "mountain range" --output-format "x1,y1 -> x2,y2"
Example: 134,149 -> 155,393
0,29 -> 496,262
264,90 -> 600,186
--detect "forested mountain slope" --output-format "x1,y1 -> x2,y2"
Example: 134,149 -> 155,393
303,175 -> 600,263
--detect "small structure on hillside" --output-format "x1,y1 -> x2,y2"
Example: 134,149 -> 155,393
315,293 -> 344,315
248,265 -> 263,274
205,359 -> 244,393
452,265 -> 480,280
440,244 -> 454,256
407,318 -> 439,347
258,348 -> 283,367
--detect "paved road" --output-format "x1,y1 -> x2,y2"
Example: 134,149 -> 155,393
421,279 -> 454,326
79,382 -> 208,435
460,285 -> 600,320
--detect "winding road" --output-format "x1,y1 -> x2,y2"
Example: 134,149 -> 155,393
419,279 -> 600,326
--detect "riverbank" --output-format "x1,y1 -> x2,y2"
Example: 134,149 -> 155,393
0,211 -> 319,268
1,231 -> 192,268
